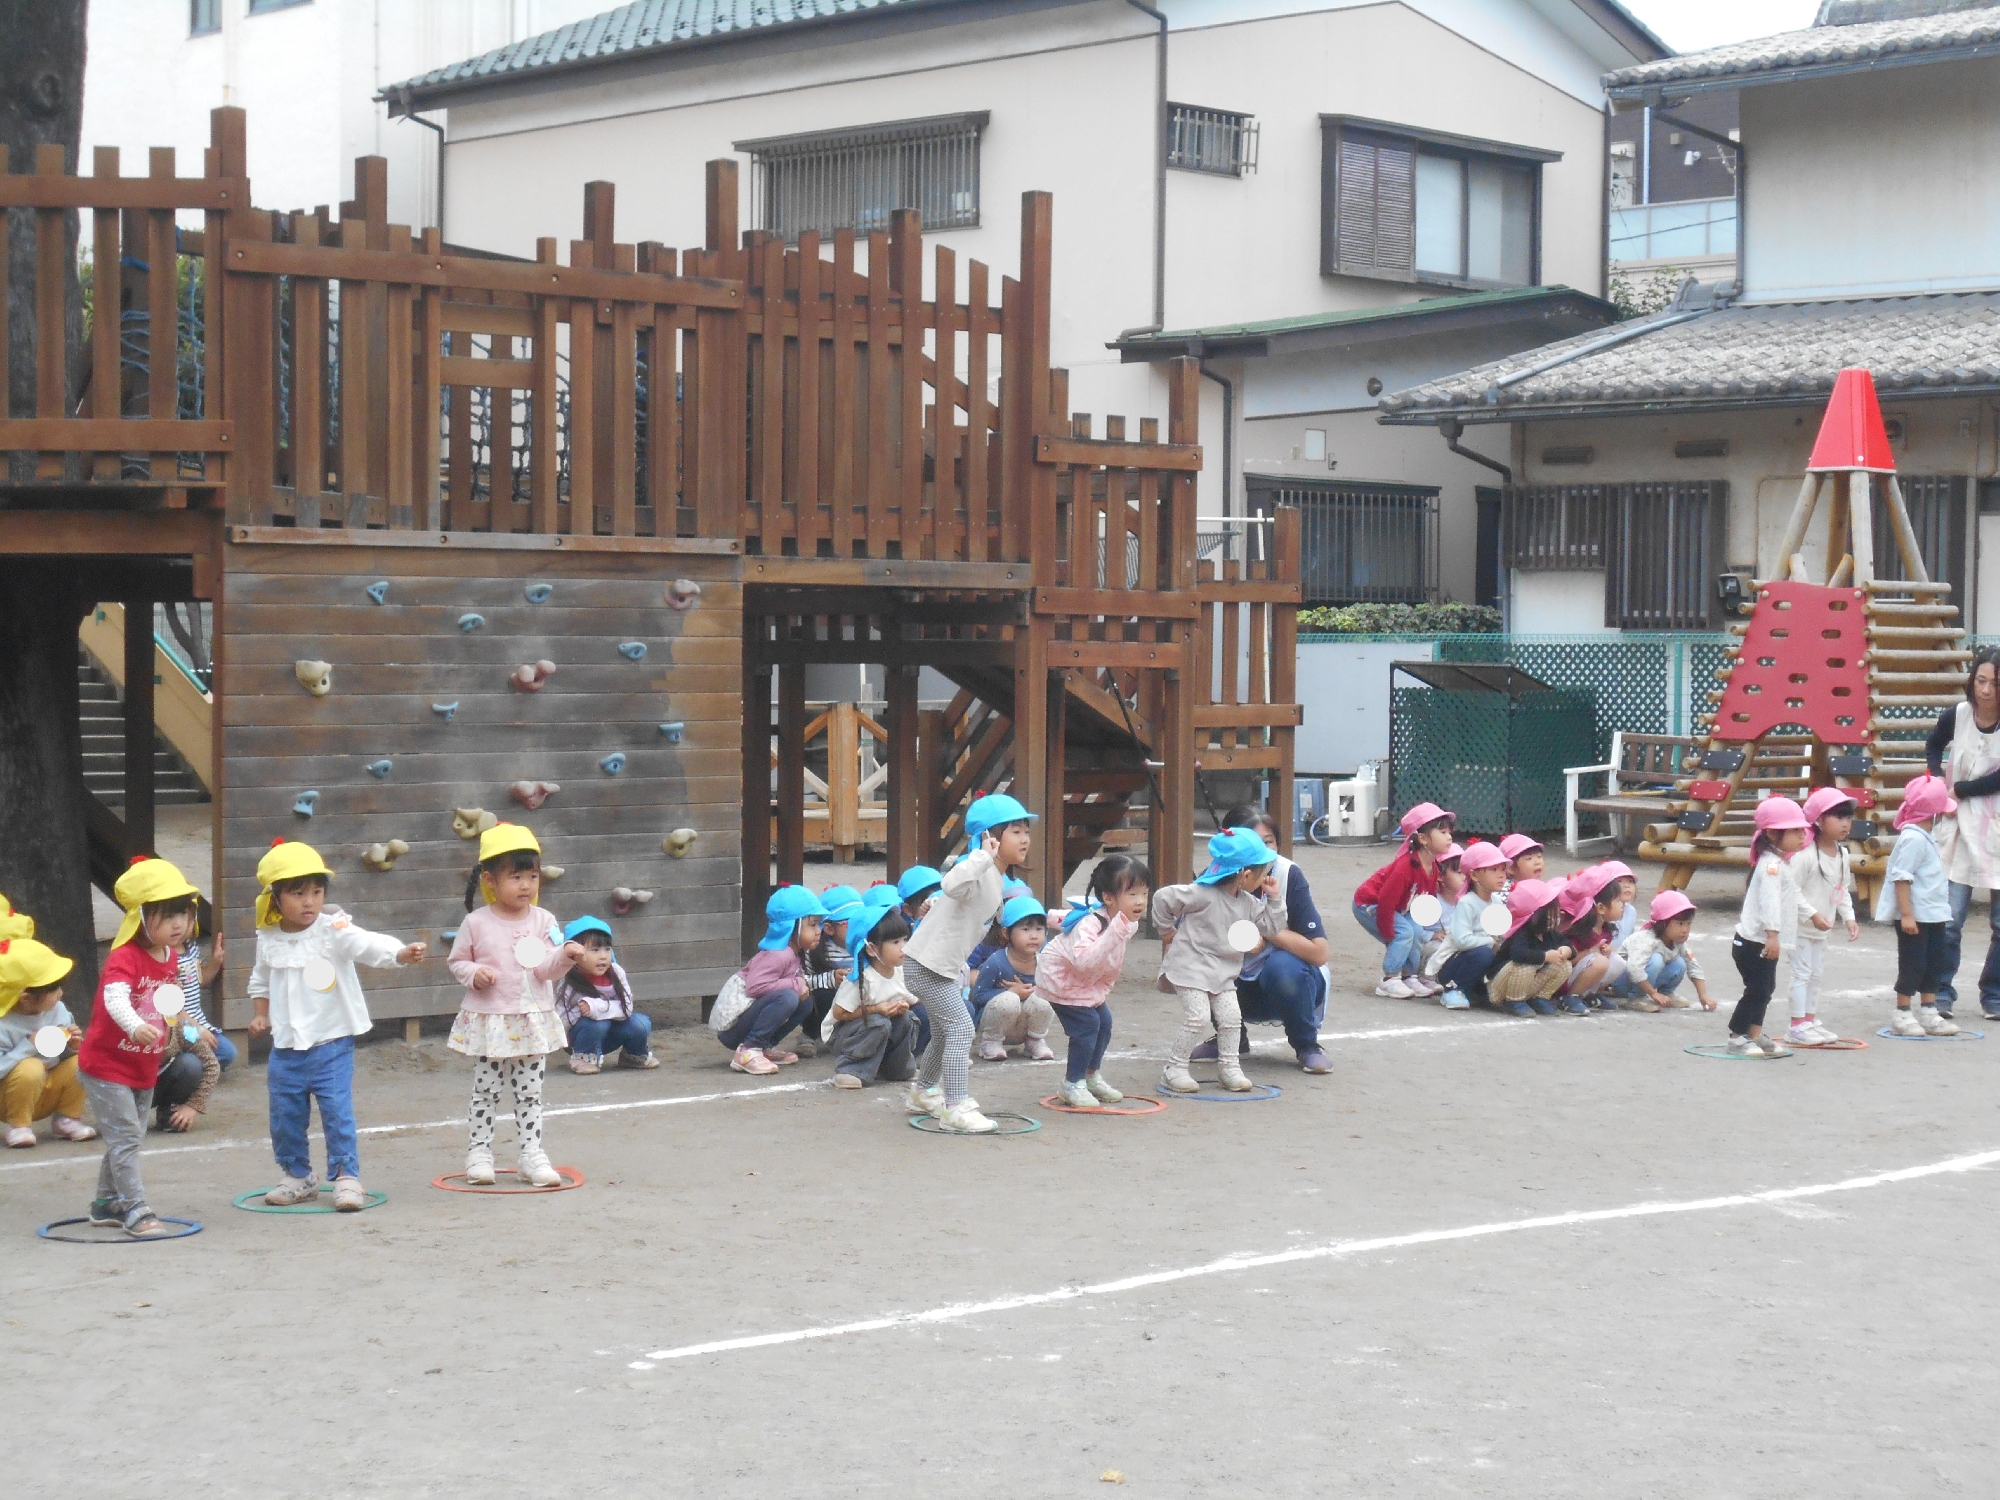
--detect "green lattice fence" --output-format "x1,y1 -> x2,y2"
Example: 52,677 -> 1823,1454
1390,685 -> 1594,836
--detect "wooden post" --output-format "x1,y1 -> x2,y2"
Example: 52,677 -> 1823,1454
917,706 -> 947,866
122,597 -> 157,857
1850,471 -> 1876,585
1272,504 -> 1300,857
827,701 -> 861,863
884,667 -> 920,874
1041,665 -> 1067,901
1774,472 -> 1821,580
741,643 -> 773,951
776,662 -> 807,886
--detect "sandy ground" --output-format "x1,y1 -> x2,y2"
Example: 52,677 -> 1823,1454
12,840 -> 2000,1497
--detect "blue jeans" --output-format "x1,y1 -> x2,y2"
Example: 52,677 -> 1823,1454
1938,883 -> 2000,1015
209,1030 -> 238,1070
718,988 -> 811,1052
567,1012 -> 653,1059
1608,953 -> 1687,999
1353,901 -> 1423,974
268,1035 -> 358,1181
1235,950 -> 1326,1054
1435,946 -> 1495,1003
1050,1002 -> 1115,1083
911,1002 -> 931,1059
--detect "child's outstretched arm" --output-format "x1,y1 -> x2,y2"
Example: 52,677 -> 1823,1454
333,920 -> 424,969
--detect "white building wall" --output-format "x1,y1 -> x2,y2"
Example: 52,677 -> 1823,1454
1740,57 -> 2000,302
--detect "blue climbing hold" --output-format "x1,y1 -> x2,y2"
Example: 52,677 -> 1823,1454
600,752 -> 627,775
458,613 -> 485,632
525,583 -> 553,604
432,701 -> 458,722
441,928 -> 458,943
658,722 -> 685,743
617,641 -> 647,660
365,759 -> 393,778
293,791 -> 320,818
365,581 -> 389,605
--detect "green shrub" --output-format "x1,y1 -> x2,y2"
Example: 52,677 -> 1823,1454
1297,602 -> 1503,635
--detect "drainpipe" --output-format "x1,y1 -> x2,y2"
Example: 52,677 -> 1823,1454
1121,0 -> 1167,333
395,87 -> 447,239
1191,338 -> 1234,519
1437,417 -> 1512,485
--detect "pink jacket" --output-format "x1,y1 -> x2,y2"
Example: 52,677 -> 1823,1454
447,904 -> 574,1015
736,944 -> 806,1001
1033,910 -> 1137,1009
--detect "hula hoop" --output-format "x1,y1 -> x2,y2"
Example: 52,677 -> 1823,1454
429,1166 -> 586,1194
233,1185 -> 388,1214
1788,1036 -> 1870,1051
907,1111 -> 1040,1136
1875,1027 -> 1984,1041
1037,1094 -> 1168,1117
37,1216 -> 203,1243
1683,1044 -> 1798,1061
1156,1082 -> 1284,1101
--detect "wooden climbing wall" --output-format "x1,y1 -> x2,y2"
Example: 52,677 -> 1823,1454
213,532 -> 743,1027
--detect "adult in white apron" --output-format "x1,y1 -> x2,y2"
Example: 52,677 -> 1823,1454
1927,648 -> 2000,1020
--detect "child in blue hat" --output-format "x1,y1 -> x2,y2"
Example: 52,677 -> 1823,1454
896,865 -> 944,925
711,886 -> 825,1075
555,917 -> 655,1074
802,885 -> 865,1048
900,793 -> 1036,1133
823,906 -> 919,1089
1152,828 -> 1287,1093
969,895 -> 1055,1062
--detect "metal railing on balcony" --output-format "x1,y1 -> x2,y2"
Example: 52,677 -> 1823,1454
1609,196 -> 1737,264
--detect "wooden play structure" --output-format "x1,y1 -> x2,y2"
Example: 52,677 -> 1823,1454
0,109 -> 1299,1027
1637,368 -> 1961,903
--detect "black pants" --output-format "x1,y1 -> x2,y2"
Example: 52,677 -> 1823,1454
1895,920 -> 1952,998
1729,936 -> 1778,1037
153,1051 -> 205,1129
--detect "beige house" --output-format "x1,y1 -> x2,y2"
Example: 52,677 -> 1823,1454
1381,1 -> 2000,635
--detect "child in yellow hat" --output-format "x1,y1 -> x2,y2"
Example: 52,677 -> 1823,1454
249,839 -> 427,1211
0,936 -> 97,1148
77,857 -> 201,1236
445,824 -> 583,1186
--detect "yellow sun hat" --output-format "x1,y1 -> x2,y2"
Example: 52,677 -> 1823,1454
0,893 -> 34,942
256,838 -> 336,927
0,937 -> 75,1018
110,857 -> 201,950
477,822 -> 543,904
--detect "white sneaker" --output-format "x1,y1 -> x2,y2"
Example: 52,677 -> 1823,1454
1889,1008 -> 1925,1036
1216,1060 -> 1253,1092
1374,977 -> 1415,999
264,1172 -> 319,1205
1726,1034 -> 1757,1055
1084,1073 -> 1124,1103
1919,1005 -> 1960,1036
1059,1080 -> 1101,1109
1407,976 -> 1442,996
517,1148 -> 562,1188
1755,1034 -> 1791,1056
1806,1021 -> 1842,1044
935,1101 -> 998,1134
464,1148 -> 496,1186
978,1040 -> 1008,1062
1160,1064 -> 1200,1093
906,1082 -> 945,1117
4,1125 -> 35,1149
1785,1024 -> 1820,1046
1024,1037 -> 1056,1061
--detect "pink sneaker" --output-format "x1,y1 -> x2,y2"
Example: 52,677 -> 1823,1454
978,1039 -> 1008,1062
730,1047 -> 779,1075
763,1047 -> 800,1066
1024,1037 -> 1056,1061
51,1115 -> 97,1142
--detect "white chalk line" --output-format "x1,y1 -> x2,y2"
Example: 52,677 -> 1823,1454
632,1146 -> 2000,1364
0,1020 -> 1530,1177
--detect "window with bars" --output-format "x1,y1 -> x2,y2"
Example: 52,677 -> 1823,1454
1247,476 -> 1439,604
1503,480 -> 1729,630
737,112 -> 987,242
1874,474 -> 1967,607
1168,104 -> 1259,177
1321,116 -> 1553,288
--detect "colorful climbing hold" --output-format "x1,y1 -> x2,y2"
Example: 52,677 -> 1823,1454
452,807 -> 498,840
365,581 -> 390,605
599,753 -> 626,775
458,613 -> 486,633
509,780 -> 560,810
509,661 -> 557,692
365,759 -> 393,778
540,865 -> 565,884
663,828 -> 698,858
617,642 -> 648,661
362,839 -> 410,872
658,722 -> 685,743
294,660 -> 333,697
293,791 -> 320,818
665,578 -> 702,611
432,701 -> 459,722
525,583 -> 553,604
610,887 -> 655,916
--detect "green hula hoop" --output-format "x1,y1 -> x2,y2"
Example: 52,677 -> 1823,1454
233,1185 -> 388,1214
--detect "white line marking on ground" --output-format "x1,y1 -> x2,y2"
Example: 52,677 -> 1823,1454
633,1147 -> 2000,1363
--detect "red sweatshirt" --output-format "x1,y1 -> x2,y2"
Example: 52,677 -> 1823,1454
1354,851 -> 1439,942
78,941 -> 176,1089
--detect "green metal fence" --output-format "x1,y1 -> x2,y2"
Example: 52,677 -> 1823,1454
1389,684 -> 1594,835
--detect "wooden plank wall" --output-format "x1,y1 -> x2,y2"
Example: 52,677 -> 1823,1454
214,537 -> 743,1026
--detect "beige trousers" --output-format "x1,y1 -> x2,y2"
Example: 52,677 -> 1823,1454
1169,985 -> 1243,1067
1490,956 -> 1573,1004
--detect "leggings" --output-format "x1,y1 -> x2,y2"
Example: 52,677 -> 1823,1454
906,959 -> 973,1106
468,1055 -> 546,1154
1050,1002 -> 1114,1083
1170,985 -> 1242,1067
1729,936 -> 1779,1036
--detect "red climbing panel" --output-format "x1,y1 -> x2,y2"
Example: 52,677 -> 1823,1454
1712,582 -> 1870,744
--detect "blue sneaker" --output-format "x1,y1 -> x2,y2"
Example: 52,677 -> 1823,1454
1439,987 -> 1471,1010
1504,1001 -> 1533,1017
1527,998 -> 1558,1015
1562,998 -> 1588,1015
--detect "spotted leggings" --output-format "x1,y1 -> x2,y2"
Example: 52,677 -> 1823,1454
467,1055 -> 546,1154
906,959 -> 973,1106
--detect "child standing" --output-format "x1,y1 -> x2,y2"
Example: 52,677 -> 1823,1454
555,917 -> 656,1073
902,794 -> 1036,1134
715,886 -> 825,1074
77,858 -> 200,1236
970,896 -> 1056,1061
1487,879 -> 1574,1016
1353,802 -> 1454,998
1877,774 -> 1959,1036
1433,843 -> 1510,1008
824,906 -> 919,1089
249,840 -> 424,1207
1155,829 -> 1287,1093
0,938 -> 95,1148
1728,798 -> 1814,1056
1036,854 -> 1149,1109
1785,787 -> 1860,1044
1615,890 -> 1715,1011
446,825 -> 580,1186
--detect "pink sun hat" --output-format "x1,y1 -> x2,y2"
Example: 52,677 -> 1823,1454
1753,797 -> 1809,835
1503,876 -> 1567,941
1498,833 -> 1543,862
1801,785 -> 1859,826
1897,774 -> 1958,829
1398,802 -> 1455,838
1648,889 -> 1696,925
1460,842 -> 1508,873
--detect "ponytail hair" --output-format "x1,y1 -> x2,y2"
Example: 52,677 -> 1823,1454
1065,853 -> 1154,933
464,849 -> 541,912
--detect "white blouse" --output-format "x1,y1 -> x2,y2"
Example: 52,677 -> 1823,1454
247,907 -> 406,1051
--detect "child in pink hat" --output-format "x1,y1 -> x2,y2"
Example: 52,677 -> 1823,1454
1486,879 -> 1575,1016
1786,787 -> 1861,1044
1432,843 -> 1510,1008
1552,865 -> 1628,1015
1497,834 -> 1544,887
1875,774 -> 1960,1035
1352,803 -> 1455,999
1727,798 -> 1813,1056
1613,889 -> 1715,1011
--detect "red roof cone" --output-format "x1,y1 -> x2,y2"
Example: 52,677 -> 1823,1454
1807,367 -> 1896,472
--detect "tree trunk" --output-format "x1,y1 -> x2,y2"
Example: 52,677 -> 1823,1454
0,2 -> 96,1003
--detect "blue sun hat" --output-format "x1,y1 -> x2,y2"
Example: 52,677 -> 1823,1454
964,793 -> 1036,844
563,915 -> 614,947
845,900 -> 908,977
758,885 -> 828,950
863,883 -> 901,910
896,865 -> 944,901
817,885 -> 864,923
1196,827 -> 1278,885
1000,894 -> 1047,930
1001,878 -> 1033,902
